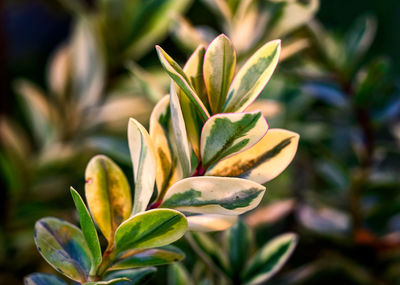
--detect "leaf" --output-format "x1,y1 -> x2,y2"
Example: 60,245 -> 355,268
200,111 -> 268,168
34,217 -> 92,283
156,45 -> 210,121
207,129 -> 299,184
114,209 -> 187,254
170,84 -> 192,177
110,245 -> 185,270
203,34 -> 236,114
150,96 -> 182,201
226,219 -> 253,278
85,155 -> 132,242
128,118 -> 157,214
180,45 -> 208,158
104,268 -> 157,285
242,233 -> 298,285
70,187 -> 102,274
161,176 -> 265,215
223,40 -> 281,113
24,273 -> 67,285
168,263 -> 194,285
190,232 -> 229,274
187,214 -> 238,232
84,278 -> 130,285
47,44 -> 70,100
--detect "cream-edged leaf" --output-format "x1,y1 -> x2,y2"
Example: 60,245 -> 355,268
223,40 -> 281,113
204,34 -> 236,114
187,214 -> 238,232
128,118 -> 157,214
207,129 -> 299,184
85,155 -> 132,242
161,176 -> 265,215
156,45 -> 210,121
200,111 -> 268,168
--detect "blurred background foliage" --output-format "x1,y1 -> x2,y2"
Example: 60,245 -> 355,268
0,0 -> 400,284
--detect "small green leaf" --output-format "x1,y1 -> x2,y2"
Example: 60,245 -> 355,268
70,187 -> 102,274
242,233 -> 298,285
170,84 -> 192,177
156,45 -> 210,121
203,34 -> 236,114
226,220 -> 253,278
168,263 -> 194,285
223,40 -> 281,113
161,177 -> 265,215
207,129 -> 299,184
85,155 -> 132,242
104,268 -> 157,285
114,209 -> 188,254
200,111 -> 268,168
34,217 -> 92,283
111,245 -> 185,270
25,273 -> 67,285
128,118 -> 157,214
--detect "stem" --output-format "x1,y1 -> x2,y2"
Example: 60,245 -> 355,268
96,242 -> 116,279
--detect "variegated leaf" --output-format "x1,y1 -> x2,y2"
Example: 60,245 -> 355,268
114,209 -> 187,254
156,45 -> 210,121
242,233 -> 298,285
161,177 -> 265,215
85,155 -> 132,242
128,118 -> 157,214
223,40 -> 281,113
187,214 -> 238,232
200,111 -> 268,168
25,273 -> 67,285
110,245 -> 185,270
70,188 -> 102,274
84,278 -> 130,285
207,129 -> 299,184
170,84 -> 192,177
34,218 -> 92,283
150,96 -> 182,201
204,34 -> 236,114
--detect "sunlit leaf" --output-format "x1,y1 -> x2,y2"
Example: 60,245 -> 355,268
110,245 -> 185,270
223,40 -> 281,113
207,129 -> 299,184
200,111 -> 268,168
128,118 -> 157,214
70,187 -> 102,274
187,214 -> 238,232
85,155 -> 132,242
204,34 -> 236,114
161,177 -> 265,215
25,273 -> 67,285
242,233 -> 298,284
34,218 -> 92,283
114,209 -> 187,254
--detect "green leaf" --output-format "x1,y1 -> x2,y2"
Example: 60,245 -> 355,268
207,129 -> 299,184
187,214 -> 238,232
114,209 -> 188,254
85,155 -> 132,242
70,187 -> 102,274
84,278 -> 130,285
34,217 -> 92,283
25,273 -> 67,285
161,176 -> 265,215
170,84 -> 192,177
223,40 -> 281,113
110,245 -> 185,270
104,268 -> 157,285
226,220 -> 252,278
168,263 -> 194,285
150,96 -> 182,201
242,233 -> 298,285
190,232 -> 229,274
203,34 -> 236,114
156,45 -> 210,121
128,118 -> 157,214
200,111 -> 268,168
